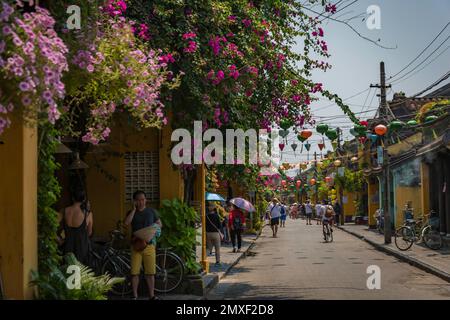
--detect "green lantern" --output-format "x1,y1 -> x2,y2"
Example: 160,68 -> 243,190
425,115 -> 438,123
407,120 -> 418,127
316,123 -> 329,135
350,128 -> 357,136
354,125 -> 367,137
280,119 -> 293,130
325,129 -> 338,141
388,120 -> 405,131
297,134 -> 307,143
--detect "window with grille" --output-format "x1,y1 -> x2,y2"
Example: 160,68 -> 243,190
124,151 -> 159,203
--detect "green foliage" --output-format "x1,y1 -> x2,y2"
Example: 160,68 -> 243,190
334,168 -> 364,192
37,123 -> 62,276
158,199 -> 201,274
30,253 -> 123,300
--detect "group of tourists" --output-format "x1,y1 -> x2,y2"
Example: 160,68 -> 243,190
264,197 -> 342,237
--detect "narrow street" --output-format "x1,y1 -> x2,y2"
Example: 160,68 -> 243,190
207,219 -> 450,300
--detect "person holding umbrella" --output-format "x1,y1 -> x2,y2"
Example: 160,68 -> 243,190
228,198 -> 254,253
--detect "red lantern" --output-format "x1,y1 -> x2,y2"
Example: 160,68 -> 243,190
310,178 -> 316,185
360,120 -> 368,127
300,129 -> 313,140
325,176 -> 332,183
279,143 -> 285,151
281,180 -> 286,187
296,180 -> 302,188
374,124 -> 388,136
359,136 -> 367,144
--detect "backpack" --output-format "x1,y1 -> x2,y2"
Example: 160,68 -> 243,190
325,205 -> 334,218
233,214 -> 243,229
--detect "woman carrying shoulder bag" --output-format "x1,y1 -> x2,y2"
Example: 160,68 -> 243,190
206,202 -> 223,265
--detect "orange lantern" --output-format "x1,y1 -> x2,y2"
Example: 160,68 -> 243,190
310,178 -> 316,185
300,129 -> 313,140
296,180 -> 302,188
375,124 -> 388,136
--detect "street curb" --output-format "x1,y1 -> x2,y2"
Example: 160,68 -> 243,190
337,226 -> 450,283
204,228 -> 263,296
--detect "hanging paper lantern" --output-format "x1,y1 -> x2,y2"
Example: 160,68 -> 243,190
279,129 -> 289,138
316,123 -> 329,135
351,156 -> 358,163
359,136 -> 368,144
279,143 -> 285,151
334,159 -> 341,167
360,120 -> 369,127
301,162 -> 308,170
304,142 -> 311,151
425,115 -> 438,123
374,124 -> 388,136
281,180 -> 287,187
354,125 -> 367,137
280,119 -> 293,130
331,141 -> 338,150
350,128 -> 357,136
325,129 -> 338,141
388,120 -> 405,131
367,133 -> 377,144
296,180 -> 302,188
291,143 -> 298,152
318,142 -> 325,150
310,178 -> 316,185
297,134 -> 307,143
300,129 -> 313,139
407,120 -> 418,127
325,176 -> 332,183
317,161 -> 323,167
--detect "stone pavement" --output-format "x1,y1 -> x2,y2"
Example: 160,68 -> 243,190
338,224 -> 450,282
207,218 -> 450,300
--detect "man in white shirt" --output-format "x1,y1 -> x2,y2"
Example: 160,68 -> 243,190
304,200 -> 313,225
315,201 -> 326,225
267,198 -> 282,237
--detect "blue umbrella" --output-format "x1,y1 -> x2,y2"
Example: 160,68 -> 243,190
205,192 -> 225,202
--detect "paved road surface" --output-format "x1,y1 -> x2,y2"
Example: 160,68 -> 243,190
207,219 -> 450,300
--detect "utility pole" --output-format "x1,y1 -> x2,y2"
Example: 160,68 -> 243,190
370,62 -> 392,244
336,127 -> 345,225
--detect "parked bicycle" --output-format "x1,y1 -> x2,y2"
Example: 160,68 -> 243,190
90,221 -> 185,296
322,220 -> 333,243
394,211 -> 443,251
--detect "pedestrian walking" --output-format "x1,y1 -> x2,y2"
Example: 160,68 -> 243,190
280,203 -> 287,228
228,204 -> 246,252
305,200 -> 313,225
333,200 -> 341,226
267,198 -> 282,237
206,202 -> 222,265
58,189 -> 93,266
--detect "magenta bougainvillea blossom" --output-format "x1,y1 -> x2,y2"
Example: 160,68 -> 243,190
0,2 -> 68,134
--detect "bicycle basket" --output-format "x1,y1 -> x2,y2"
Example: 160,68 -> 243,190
429,217 -> 440,231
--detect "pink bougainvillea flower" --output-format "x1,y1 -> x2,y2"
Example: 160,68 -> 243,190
228,15 -> 237,22
228,64 -> 239,80
159,53 -> 175,64
182,32 -> 197,40
242,19 -> 252,28
184,40 -> 197,53
318,27 -> 324,37
325,4 -> 337,14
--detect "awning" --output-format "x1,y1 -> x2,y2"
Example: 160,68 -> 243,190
416,130 -> 450,157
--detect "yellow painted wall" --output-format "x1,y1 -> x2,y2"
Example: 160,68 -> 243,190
0,115 -> 38,299
342,191 -> 357,216
394,186 -> 422,228
85,117 -> 184,239
367,182 -> 379,227
420,162 -> 429,216
85,120 -> 159,239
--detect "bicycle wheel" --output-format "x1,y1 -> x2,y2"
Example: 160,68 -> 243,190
394,226 -> 415,251
422,226 -> 443,250
155,251 -> 184,293
101,255 -> 133,296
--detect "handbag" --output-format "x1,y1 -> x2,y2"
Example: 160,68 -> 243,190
131,235 -> 147,252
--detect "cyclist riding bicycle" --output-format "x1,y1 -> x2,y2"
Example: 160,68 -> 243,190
322,201 -> 335,241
